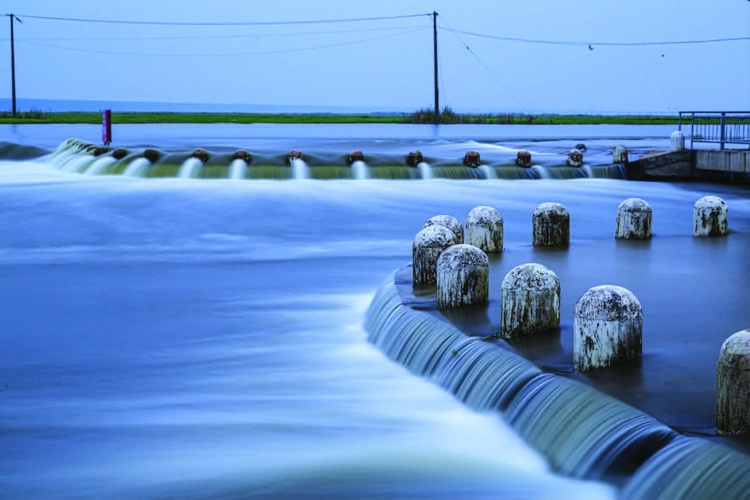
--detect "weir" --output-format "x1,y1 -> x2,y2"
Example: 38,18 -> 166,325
364,267 -> 750,495
39,138 -> 631,181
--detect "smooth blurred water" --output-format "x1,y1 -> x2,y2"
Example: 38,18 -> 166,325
0,124 -> 746,499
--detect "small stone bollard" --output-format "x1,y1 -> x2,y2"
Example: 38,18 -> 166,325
406,150 -> 424,167
412,225 -> 457,287
436,244 -> 489,309
191,148 -> 209,163
501,263 -> 560,338
347,150 -> 365,165
465,206 -> 503,253
615,198 -> 652,240
613,144 -> 629,165
670,130 -> 685,151
693,196 -> 728,237
516,151 -> 532,168
533,202 -> 570,247
567,149 -> 583,167
574,285 -> 642,371
424,215 -> 464,244
464,150 -> 481,168
717,330 -> 750,435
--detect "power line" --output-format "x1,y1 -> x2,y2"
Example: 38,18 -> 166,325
14,12 -> 432,27
16,27 -> 429,58
442,26 -> 750,47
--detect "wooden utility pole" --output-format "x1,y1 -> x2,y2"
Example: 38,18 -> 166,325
432,11 -> 439,124
8,14 -> 17,117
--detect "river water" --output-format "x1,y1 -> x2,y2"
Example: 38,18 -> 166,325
0,123 -> 747,499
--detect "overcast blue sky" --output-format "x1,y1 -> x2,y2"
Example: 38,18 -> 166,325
2,0 -> 749,114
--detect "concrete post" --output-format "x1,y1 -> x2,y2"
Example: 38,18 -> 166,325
465,206 -> 503,253
436,244 -> 489,309
615,198 -> 652,240
670,131 -> 685,151
574,285 -> 642,371
693,196 -> 728,237
412,225 -> 457,287
516,151 -> 532,168
567,149 -> 583,167
424,215 -> 464,244
533,202 -> 570,247
501,263 -> 560,338
717,330 -> 750,435
613,144 -> 629,165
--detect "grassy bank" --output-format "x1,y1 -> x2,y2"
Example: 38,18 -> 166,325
0,109 -> 679,125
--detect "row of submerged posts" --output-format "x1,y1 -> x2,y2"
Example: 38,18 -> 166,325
413,194 -> 748,435
51,138 -> 622,180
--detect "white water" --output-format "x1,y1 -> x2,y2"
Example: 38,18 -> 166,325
418,162 -> 433,179
478,164 -> 496,179
85,156 -> 117,175
178,157 -> 203,178
122,157 -> 151,177
290,157 -> 310,180
228,158 -> 247,180
352,159 -> 369,180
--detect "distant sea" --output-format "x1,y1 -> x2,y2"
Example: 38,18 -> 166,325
0,98 -> 674,116
0,98 -> 409,115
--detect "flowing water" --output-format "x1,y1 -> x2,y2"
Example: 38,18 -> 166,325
0,123 -> 748,499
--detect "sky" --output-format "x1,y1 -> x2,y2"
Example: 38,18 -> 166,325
2,0 -> 749,114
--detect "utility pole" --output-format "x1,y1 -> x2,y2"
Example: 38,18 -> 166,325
8,13 -> 17,118
432,11 -> 439,125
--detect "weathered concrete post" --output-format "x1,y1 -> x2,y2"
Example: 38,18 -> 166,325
501,263 -> 560,338
533,202 -> 570,247
670,131 -> 685,151
574,285 -> 642,371
465,206 -> 503,253
717,330 -> 750,435
613,144 -> 629,165
424,215 -> 464,244
412,225 -> 457,287
693,196 -> 728,237
436,244 -> 489,309
516,151 -> 532,168
567,148 -> 583,167
463,150 -> 481,168
615,198 -> 652,240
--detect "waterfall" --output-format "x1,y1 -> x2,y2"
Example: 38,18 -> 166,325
531,165 -> 550,179
478,165 -> 497,179
621,437 -> 750,500
85,156 -> 117,175
351,160 -> 369,180
228,158 -> 247,180
178,158 -> 203,178
506,373 -> 675,478
290,158 -> 310,180
362,268 -> 741,486
122,158 -> 151,177
417,162 -> 433,180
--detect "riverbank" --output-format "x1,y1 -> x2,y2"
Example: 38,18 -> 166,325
0,110 -> 679,126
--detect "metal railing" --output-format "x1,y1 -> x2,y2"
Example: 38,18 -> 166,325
678,111 -> 750,150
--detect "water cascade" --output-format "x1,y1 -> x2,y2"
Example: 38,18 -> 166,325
417,162 -> 433,179
122,157 -> 151,177
364,270 -> 678,484
178,157 -> 203,179
85,156 -> 117,175
290,158 -> 310,180
228,158 -> 247,180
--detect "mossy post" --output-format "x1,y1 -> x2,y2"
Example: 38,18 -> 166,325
533,202 -> 570,247
501,263 -> 560,338
465,206 -> 503,253
693,196 -> 728,237
613,144 -> 629,165
436,244 -> 489,309
412,225 -> 457,287
615,198 -> 652,240
574,285 -> 642,371
717,330 -> 750,435
424,215 -> 464,244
